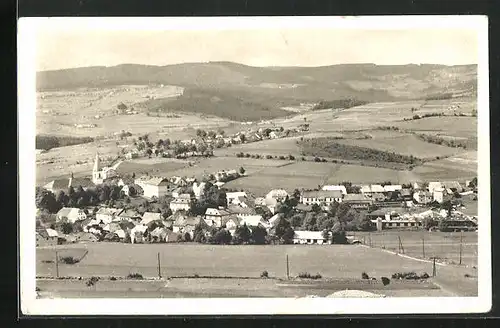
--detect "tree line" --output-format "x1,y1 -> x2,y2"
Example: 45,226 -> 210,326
298,137 -> 422,165
36,135 -> 94,151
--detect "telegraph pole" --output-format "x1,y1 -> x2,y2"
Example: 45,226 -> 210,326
459,230 -> 463,265
55,250 -> 59,278
157,252 -> 162,279
422,236 -> 426,259
286,255 -> 290,280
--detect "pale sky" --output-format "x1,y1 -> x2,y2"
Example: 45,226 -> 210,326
36,27 -> 479,71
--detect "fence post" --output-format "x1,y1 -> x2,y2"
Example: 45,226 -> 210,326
422,236 -> 425,259
286,254 -> 290,280
157,252 -> 161,279
398,235 -> 405,254
432,258 -> 436,277
459,230 -> 463,265
55,250 -> 59,279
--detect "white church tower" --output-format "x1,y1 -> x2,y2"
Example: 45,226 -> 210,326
92,153 -> 104,185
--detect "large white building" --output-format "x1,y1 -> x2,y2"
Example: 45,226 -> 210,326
300,190 -> 343,206
134,176 -> 170,198
321,185 -> 347,195
170,198 -> 192,212
92,153 -> 118,185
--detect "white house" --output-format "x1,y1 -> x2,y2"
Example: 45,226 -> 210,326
293,231 -> 330,245
321,185 -> 347,195
96,207 -> 123,224
192,182 -> 206,199
428,182 -> 443,193
170,198 -> 191,212
134,176 -> 170,198
226,191 -> 247,204
266,189 -> 289,202
239,215 -> 269,229
141,212 -> 163,225
300,190 -> 343,206
130,225 -> 148,244
413,191 -> 433,204
56,207 -> 87,223
205,208 -> 232,227
383,185 -> 402,193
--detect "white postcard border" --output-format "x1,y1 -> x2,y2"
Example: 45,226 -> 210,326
19,15 -> 491,315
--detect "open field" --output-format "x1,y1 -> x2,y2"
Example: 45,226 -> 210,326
223,161 -> 430,195
36,277 -> 447,298
214,137 -> 303,157
352,231 -> 478,267
36,242 -> 477,297
334,133 -> 461,159
411,152 -> 477,182
390,116 -> 477,138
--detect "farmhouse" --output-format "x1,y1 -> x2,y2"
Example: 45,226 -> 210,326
372,217 -> 423,230
173,215 -> 208,239
226,191 -> 247,204
383,185 -> 402,193
43,176 -> 95,194
192,182 -> 206,199
428,182 -> 443,193
56,207 -> 87,223
205,208 -> 232,227
413,191 -> 433,204
36,229 -> 59,247
134,176 -> 170,198
400,189 -> 413,201
125,151 -> 139,159
239,215 -> 269,230
170,198 -> 192,212
342,194 -> 373,210
141,212 -> 163,225
442,181 -> 463,192
96,207 -> 123,224
293,231 -> 330,245
321,185 -> 347,195
102,222 -> 121,233
130,224 -> 148,244
266,189 -> 289,202
300,190 -> 343,206
114,209 -> 141,222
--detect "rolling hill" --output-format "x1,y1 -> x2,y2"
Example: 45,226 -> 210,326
36,62 -> 477,121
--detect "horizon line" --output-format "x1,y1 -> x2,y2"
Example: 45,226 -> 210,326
37,60 -> 478,73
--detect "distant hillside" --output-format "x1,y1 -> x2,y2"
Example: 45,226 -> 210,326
37,62 -> 477,100
37,62 -> 477,122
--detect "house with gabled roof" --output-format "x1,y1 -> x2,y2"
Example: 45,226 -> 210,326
114,208 -> 141,222
205,208 -> 232,227
43,176 -> 95,194
293,231 -> 330,245
96,207 -> 123,224
321,185 -> 347,195
141,212 -> 163,225
300,190 -> 343,206
173,214 -> 208,239
134,176 -> 170,198
170,198 -> 191,212
56,207 -> 87,224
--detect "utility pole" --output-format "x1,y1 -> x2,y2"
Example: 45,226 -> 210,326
459,230 -> 463,265
398,236 -> 405,254
286,255 -> 290,280
422,236 -> 426,259
157,252 -> 161,279
432,258 -> 437,277
55,250 -> 59,279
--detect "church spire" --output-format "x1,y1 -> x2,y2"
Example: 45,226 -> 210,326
93,152 -> 101,172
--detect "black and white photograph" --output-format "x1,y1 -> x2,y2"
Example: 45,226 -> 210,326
18,16 -> 490,315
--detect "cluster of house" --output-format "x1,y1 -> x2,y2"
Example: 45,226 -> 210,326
123,124 -> 307,160
37,152 -> 478,247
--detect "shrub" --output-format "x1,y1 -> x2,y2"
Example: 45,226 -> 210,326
288,155 -> 295,160
127,273 -> 144,280
59,256 -> 79,265
86,276 -> 99,287
391,272 -> 429,280
381,277 -> 390,286
301,157 -> 306,161
266,155 -> 273,159
278,155 -> 286,160
361,272 -> 370,279
260,270 -> 269,278
298,272 -> 322,279
314,157 -> 321,162
110,276 -> 117,281
194,274 -> 200,278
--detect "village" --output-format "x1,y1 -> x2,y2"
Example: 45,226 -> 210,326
36,144 -> 478,248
